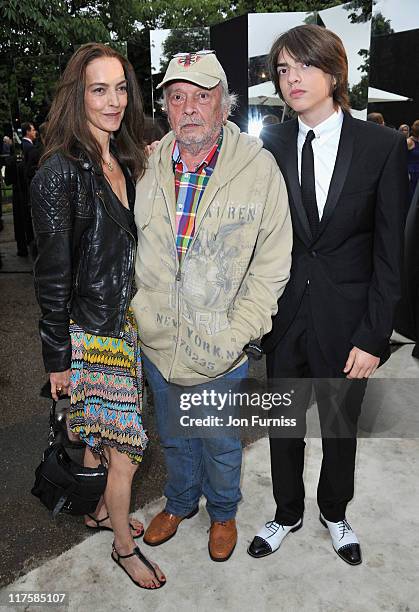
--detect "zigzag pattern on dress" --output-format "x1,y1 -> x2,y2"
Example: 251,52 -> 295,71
68,308 -> 147,464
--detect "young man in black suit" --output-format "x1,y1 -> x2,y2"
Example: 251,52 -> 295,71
248,25 -> 407,565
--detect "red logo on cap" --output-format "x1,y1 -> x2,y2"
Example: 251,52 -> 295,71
177,54 -> 201,68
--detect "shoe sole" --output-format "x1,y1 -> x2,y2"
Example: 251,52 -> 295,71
143,506 -> 199,546
247,519 -> 303,559
208,541 -> 236,562
319,515 -> 362,566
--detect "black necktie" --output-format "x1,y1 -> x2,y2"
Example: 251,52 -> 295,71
301,130 -> 319,237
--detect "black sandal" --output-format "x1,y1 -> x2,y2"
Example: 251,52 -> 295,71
86,514 -> 144,538
111,543 -> 166,590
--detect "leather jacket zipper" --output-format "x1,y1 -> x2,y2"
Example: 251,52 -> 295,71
96,189 -> 136,337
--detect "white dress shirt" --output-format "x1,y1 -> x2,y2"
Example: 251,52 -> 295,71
297,108 -> 343,219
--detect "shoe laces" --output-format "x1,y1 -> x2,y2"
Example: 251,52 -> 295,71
265,521 -> 283,534
338,519 -> 352,540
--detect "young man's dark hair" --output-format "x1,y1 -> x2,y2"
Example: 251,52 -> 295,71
267,24 -> 350,113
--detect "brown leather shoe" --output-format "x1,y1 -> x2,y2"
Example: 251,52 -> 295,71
208,519 -> 237,562
143,508 -> 199,546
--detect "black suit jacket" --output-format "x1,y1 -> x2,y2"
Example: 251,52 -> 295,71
261,112 -> 408,369
21,138 -> 33,163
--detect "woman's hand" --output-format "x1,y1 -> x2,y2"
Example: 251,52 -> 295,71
145,140 -> 160,156
50,370 -> 71,401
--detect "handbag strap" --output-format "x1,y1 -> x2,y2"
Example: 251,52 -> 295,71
52,482 -> 77,518
48,399 -> 109,468
48,400 -> 58,445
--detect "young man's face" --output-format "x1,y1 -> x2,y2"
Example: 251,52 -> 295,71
277,49 -> 334,121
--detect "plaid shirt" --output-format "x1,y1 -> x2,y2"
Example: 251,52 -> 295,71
173,132 -> 222,262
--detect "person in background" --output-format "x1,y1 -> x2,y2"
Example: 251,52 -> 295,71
367,112 -> 385,126
25,123 -> 47,186
398,124 -> 410,138
407,120 -> 419,204
31,42 -> 166,590
2,135 -> 12,155
20,122 -> 37,161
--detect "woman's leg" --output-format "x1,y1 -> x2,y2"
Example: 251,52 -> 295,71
83,445 -> 143,535
105,446 -> 166,588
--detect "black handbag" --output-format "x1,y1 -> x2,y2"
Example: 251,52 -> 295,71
31,400 -> 108,517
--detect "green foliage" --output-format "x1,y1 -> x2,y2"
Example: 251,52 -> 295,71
159,29 -> 211,73
349,74 -> 368,109
348,48 -> 369,110
235,0 -> 337,11
371,11 -> 394,36
343,0 -> 374,23
132,0 -> 234,29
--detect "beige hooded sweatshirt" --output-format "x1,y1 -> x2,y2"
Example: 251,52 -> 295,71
132,120 -> 292,384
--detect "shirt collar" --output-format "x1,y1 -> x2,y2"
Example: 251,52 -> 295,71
298,107 -> 343,143
172,129 -> 223,172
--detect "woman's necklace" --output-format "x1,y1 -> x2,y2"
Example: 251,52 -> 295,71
104,158 -> 114,172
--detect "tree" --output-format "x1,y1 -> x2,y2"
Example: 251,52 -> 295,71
0,0 -> 140,57
0,0 -> 143,129
235,1 -> 337,12
348,48 -> 369,110
371,11 -> 394,37
159,29 -> 211,74
342,1 -> 393,35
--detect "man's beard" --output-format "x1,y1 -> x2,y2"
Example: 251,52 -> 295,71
174,120 -> 222,156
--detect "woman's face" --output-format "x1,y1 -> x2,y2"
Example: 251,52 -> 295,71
84,57 -> 128,139
398,124 -> 409,137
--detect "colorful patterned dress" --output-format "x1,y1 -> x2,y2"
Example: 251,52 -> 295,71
68,178 -> 147,464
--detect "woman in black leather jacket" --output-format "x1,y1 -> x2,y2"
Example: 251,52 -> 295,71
31,43 -> 166,590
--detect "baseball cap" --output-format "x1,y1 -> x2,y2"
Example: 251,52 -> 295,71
157,50 -> 228,90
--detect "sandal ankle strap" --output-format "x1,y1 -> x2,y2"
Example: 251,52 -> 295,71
112,543 -> 137,560
87,514 -> 110,526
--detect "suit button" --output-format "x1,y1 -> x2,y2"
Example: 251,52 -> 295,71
311,250 -> 317,257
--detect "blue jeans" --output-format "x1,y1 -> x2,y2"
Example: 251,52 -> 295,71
142,355 -> 249,522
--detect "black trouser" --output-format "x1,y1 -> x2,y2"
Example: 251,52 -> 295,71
266,291 -> 366,524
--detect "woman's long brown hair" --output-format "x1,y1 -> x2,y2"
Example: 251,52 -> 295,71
41,43 -> 146,181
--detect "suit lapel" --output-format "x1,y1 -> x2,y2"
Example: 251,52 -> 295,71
317,112 -> 355,239
278,120 -> 313,244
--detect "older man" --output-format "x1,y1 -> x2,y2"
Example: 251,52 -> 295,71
132,51 -> 292,562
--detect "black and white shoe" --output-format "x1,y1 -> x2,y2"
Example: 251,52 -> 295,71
319,514 -> 362,565
247,518 -> 303,558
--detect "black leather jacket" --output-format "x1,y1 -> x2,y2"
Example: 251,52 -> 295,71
31,150 -> 137,373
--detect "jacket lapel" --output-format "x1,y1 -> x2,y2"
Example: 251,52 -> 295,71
316,112 -> 355,239
96,173 -> 134,235
280,121 -> 312,244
